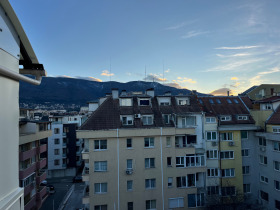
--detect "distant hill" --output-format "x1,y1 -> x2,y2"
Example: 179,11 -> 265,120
19,77 -> 205,108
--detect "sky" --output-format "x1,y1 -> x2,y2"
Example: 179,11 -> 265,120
10,0 -> 280,95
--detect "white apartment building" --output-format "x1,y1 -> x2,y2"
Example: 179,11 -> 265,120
0,1 -> 46,209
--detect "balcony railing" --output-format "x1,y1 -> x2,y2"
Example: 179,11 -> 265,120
37,144 -> 47,154
19,147 -> 37,161
24,181 -> 35,196
82,148 -> 89,160
36,170 -> 47,185
19,163 -> 36,179
24,195 -> 36,210
36,158 -> 47,170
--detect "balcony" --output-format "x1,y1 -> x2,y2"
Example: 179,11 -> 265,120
24,195 -> 36,210
19,147 -> 37,161
36,186 -> 48,207
24,181 -> 35,196
82,166 -> 89,182
82,148 -> 89,160
76,139 -> 82,146
82,185 -> 90,204
37,144 -> 47,154
62,153 -> 67,158
19,163 -> 36,179
63,132 -> 66,137
76,160 -> 82,166
36,170 -> 47,185
36,158 -> 47,170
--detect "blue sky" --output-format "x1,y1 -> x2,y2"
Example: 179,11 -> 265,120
11,0 -> 280,95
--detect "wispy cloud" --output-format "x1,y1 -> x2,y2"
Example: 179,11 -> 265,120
165,20 -> 197,30
231,77 -> 239,80
164,82 -> 182,89
52,75 -> 102,82
181,30 -> 209,39
249,67 -> 280,86
216,53 -> 250,58
176,77 -> 197,84
101,70 -> 114,77
144,73 -> 167,82
215,45 -> 260,50
210,88 -> 233,96
258,67 -> 280,75
165,69 -> 170,73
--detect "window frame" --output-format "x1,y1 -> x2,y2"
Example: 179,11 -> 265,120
94,161 -> 107,172
145,178 -> 156,190
144,137 -> 155,148
142,115 -> 153,125
145,158 -> 155,169
206,131 -> 217,141
220,151 -> 234,159
94,140 -> 107,151
206,117 -> 216,123
94,183 -> 107,194
221,168 -> 235,178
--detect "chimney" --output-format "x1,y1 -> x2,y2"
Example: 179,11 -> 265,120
192,90 -> 197,95
105,93 -> 111,97
88,102 -> 99,112
112,88 -> 119,99
227,91 -> 230,96
120,90 -> 127,96
146,88 -> 155,97
165,91 -> 171,96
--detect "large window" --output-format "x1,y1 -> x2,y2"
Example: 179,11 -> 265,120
221,186 -> 235,196
145,179 -> 156,189
54,138 -> 60,144
207,168 -> 219,177
188,194 -> 204,208
94,183 -> 107,194
94,161 -> 107,172
94,140 -> 107,150
168,197 -> 184,208
120,98 -> 132,106
146,200 -> 156,210
260,155 -> 268,165
181,116 -> 196,126
122,116 -> 133,125
175,135 -> 196,147
221,168 -> 235,177
127,202 -> 133,210
242,166 -> 250,175
176,174 -> 196,188
142,115 -> 153,125
220,115 -> 231,121
145,158 -> 155,168
273,127 -> 280,133
207,150 -> 218,159
144,137 -> 154,148
274,141 -> 280,151
206,131 -> 217,141
127,138 -> 132,148
140,99 -> 150,106
220,132 -> 233,141
220,151 -> 234,159
274,161 -> 280,171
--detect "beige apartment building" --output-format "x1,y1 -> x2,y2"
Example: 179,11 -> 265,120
78,89 -> 206,210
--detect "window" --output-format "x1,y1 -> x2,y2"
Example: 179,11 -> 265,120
220,115 -> 231,121
145,158 -> 155,168
127,202 -> 133,210
238,116 -> 248,120
206,117 -> 216,123
260,175 -> 268,183
273,127 -> 280,133
142,115 -> 153,125
168,197 -> 184,208
233,99 -> 239,104
206,131 -> 217,141
209,99 -> 214,104
220,151 -> 234,159
166,137 -> 171,147
160,102 -> 170,106
274,161 -> 280,171
185,155 -> 205,167
94,161 -> 107,172
241,131 -> 248,139
127,138 -> 132,148
20,173 -> 35,187
242,149 -> 249,157
127,180 -> 133,191
54,138 -> 60,144
167,157 -> 172,167
221,186 -> 235,196
274,141 -> 280,151
127,159 -> 133,169
207,150 -> 218,159
94,183 -> 107,194
176,174 -> 196,188
276,200 -> 280,210
221,168 -> 235,177
178,99 -> 188,105
188,194 -> 204,207
207,168 -> 219,177
94,205 -> 107,210
146,200 -> 156,210
168,177 -> 173,187
242,166 -> 250,175
54,159 -> 60,165
275,180 -> 280,191
207,186 -> 219,195
144,137 -> 154,148
260,190 -> 269,201
243,184 -> 251,193
175,135 -> 196,147
216,99 -> 221,104
264,104 -> 272,110
226,99 -> 232,104
140,99 -> 150,106
94,140 -> 107,150
260,155 -> 268,165
145,179 -> 156,189
54,128 -> 60,134
176,157 -> 184,168
220,132 -> 233,141
120,98 -> 132,106
54,149 -> 60,155
259,137 -> 266,146
181,116 -> 196,126
122,116 -> 133,125
163,114 -> 170,124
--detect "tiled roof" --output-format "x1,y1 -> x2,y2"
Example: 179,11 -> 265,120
254,96 -> 280,103
198,96 -> 255,125
239,96 -> 253,109
239,85 -> 258,95
267,105 -> 280,124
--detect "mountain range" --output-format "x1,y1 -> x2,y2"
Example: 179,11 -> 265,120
19,77 -> 205,108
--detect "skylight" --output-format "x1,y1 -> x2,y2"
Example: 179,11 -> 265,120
209,99 -> 214,104
227,99 -> 232,104
216,99 -> 221,104
233,99 -> 239,104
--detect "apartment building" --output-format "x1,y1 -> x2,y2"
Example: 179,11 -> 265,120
198,96 -> 258,207
0,1 -> 46,209
19,110 -> 51,209
240,84 -> 280,100
47,113 -> 83,177
78,89 -> 206,210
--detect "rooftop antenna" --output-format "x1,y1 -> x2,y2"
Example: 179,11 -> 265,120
162,60 -> 165,84
110,57 -> 112,89
145,65 -> 146,82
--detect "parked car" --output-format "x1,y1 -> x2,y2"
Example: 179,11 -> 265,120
40,180 -> 47,186
72,176 -> 83,183
46,185 -> 55,194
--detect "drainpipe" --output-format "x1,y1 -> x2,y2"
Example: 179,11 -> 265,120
0,64 -> 46,85
217,117 -> 223,203
160,127 -> 165,210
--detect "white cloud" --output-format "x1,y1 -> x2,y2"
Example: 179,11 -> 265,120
215,45 -> 260,50
164,82 -> 182,89
144,73 -> 167,82
75,76 -> 102,82
176,77 -> 197,84
181,30 -> 209,39
101,70 -> 114,77
165,20 -> 197,30
210,88 -> 233,96
216,53 -> 250,57
258,67 -> 280,75
165,69 -> 170,73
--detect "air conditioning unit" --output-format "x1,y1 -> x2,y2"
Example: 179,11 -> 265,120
212,141 -> 217,146
260,147 -> 266,152
228,142 -> 235,146
134,114 -> 141,118
126,169 -> 133,175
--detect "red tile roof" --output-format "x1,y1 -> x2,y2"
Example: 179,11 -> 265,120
267,105 -> 280,124
255,96 -> 280,103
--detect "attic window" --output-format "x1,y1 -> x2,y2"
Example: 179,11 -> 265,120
199,99 -> 203,104
122,116 -> 133,125
237,116 -> 248,120
139,99 -> 150,106
160,102 -> 170,106
227,99 -> 232,104
216,99 -> 221,104
120,98 -> 132,106
220,115 -> 231,121
264,104 -> 272,110
233,99 -> 239,104
209,99 -> 214,104
142,115 -> 153,125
